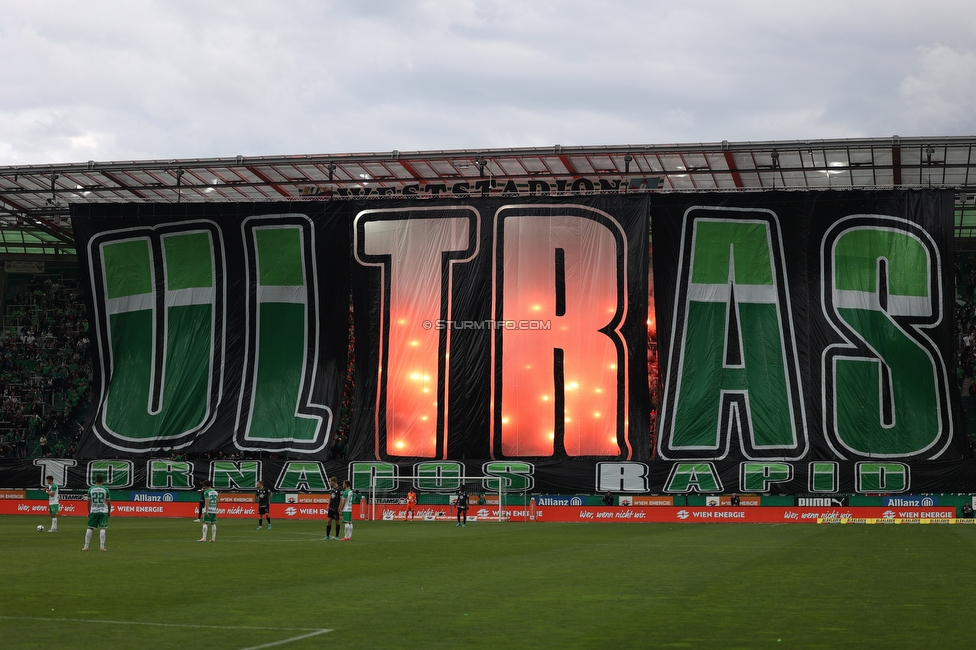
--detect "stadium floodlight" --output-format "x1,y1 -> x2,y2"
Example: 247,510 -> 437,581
174,168 -> 184,203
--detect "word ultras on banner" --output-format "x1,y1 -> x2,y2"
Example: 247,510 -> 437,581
72,192 -> 959,495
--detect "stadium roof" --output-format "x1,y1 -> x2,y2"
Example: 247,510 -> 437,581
1,135 -> 975,256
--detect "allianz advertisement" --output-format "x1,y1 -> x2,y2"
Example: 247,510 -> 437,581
882,496 -> 938,507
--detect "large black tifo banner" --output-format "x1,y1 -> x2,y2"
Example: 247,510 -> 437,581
8,191 -> 968,494
651,190 -> 976,494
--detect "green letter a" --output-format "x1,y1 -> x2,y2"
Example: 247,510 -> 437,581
659,209 -> 806,460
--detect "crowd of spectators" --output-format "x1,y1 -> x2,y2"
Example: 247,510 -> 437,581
648,271 -> 658,459
956,256 -> 976,447
328,301 -> 355,461
0,275 -> 91,459
958,256 -> 976,383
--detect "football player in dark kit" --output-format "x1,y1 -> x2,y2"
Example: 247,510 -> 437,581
455,485 -> 469,527
324,476 -> 342,539
255,480 -> 273,530
193,480 -> 205,522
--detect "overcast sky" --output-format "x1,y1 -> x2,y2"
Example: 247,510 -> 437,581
0,0 -> 974,165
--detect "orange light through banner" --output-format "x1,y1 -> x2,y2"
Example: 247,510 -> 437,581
357,212 -> 476,458
492,209 -> 628,457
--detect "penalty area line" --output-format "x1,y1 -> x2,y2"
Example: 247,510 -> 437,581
0,615 -> 328,632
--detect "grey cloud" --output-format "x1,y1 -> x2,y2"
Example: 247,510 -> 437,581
0,0 -> 974,164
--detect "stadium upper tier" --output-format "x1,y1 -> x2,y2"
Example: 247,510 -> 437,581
1,136 -> 975,254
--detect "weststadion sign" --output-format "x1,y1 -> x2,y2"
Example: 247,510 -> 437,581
15,189 -> 966,495
297,175 -> 662,199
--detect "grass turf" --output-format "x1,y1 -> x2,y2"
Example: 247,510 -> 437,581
1,516 -> 975,648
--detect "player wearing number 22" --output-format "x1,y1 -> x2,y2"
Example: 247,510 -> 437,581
83,474 -> 111,551
199,481 -> 219,542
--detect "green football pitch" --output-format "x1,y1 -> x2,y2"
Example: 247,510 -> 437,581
2,516 -> 975,649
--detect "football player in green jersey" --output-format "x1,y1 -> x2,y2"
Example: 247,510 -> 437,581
199,481 -> 219,542
339,480 -> 354,541
83,474 -> 111,551
44,475 -> 59,532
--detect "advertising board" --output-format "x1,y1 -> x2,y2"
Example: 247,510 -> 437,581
354,504 -> 961,523
0,500 -> 334,520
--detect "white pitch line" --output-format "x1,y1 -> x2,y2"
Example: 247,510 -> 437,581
239,629 -> 333,650
153,532 -> 331,544
0,615 -> 324,632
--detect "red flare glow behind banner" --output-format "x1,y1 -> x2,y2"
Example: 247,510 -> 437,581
350,198 -> 650,462
491,208 -> 629,458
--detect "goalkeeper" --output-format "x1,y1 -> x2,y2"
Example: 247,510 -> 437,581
455,485 -> 468,527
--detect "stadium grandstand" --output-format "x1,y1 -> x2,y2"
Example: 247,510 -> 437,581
2,135 -> 976,463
